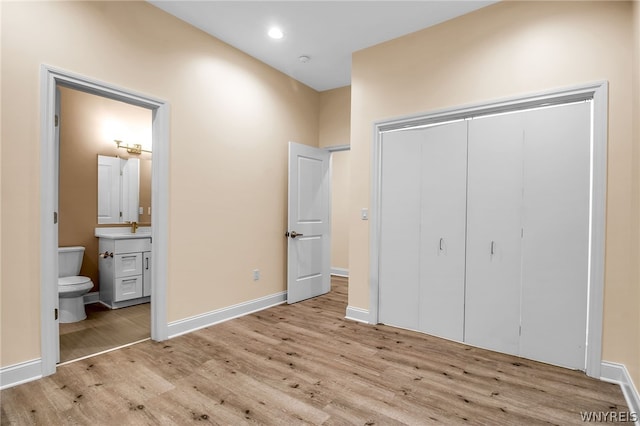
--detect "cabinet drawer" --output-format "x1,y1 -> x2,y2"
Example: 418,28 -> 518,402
115,253 -> 142,278
114,238 -> 151,254
115,276 -> 143,301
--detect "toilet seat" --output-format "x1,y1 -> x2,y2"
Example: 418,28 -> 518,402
59,276 -> 92,286
58,276 -> 93,297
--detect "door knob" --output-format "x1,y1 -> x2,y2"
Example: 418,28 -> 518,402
289,231 -> 303,239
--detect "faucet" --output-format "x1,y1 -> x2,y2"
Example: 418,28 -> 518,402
131,221 -> 138,234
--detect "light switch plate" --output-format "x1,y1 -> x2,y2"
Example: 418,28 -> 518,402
361,208 -> 369,220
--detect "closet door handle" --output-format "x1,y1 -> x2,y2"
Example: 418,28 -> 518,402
439,238 -> 444,251
490,241 -> 496,255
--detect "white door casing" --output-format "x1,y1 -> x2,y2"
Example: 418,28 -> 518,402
54,88 -> 61,364
287,142 -> 331,304
40,65 -> 170,377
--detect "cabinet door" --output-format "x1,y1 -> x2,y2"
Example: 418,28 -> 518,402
519,102 -> 590,369
97,155 -> 121,224
465,113 -> 524,356
419,121 -> 467,341
379,129 -> 422,330
143,251 -> 152,297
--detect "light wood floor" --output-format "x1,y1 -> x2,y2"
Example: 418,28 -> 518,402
59,302 -> 150,363
2,277 -> 628,425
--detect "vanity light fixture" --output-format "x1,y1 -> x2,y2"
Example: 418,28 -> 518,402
114,139 -> 151,155
268,27 -> 284,39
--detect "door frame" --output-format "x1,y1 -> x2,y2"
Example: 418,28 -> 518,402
369,81 -> 608,378
40,65 -> 170,376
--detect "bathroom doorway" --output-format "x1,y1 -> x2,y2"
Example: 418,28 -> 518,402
328,147 -> 350,279
40,66 -> 170,377
56,86 -> 153,363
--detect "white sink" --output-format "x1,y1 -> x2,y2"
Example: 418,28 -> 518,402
95,227 -> 151,239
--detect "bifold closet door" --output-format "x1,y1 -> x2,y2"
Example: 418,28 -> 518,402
419,121 -> 467,341
519,102 -> 590,369
379,130 -> 422,330
379,122 -> 467,340
465,113 -> 524,356
465,103 -> 591,370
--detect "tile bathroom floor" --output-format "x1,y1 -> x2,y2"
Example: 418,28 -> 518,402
59,302 -> 150,363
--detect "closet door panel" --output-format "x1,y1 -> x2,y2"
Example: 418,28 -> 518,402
419,121 -> 467,341
465,114 -> 524,356
379,130 -> 422,330
519,102 -> 591,369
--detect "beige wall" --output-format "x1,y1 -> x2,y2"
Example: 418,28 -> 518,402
319,86 -> 351,148
1,1 -> 319,367
330,151 -> 350,272
349,0 -> 639,388
319,87 -> 352,273
58,86 -> 152,291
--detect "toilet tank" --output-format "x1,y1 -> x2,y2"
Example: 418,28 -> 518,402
58,246 -> 85,278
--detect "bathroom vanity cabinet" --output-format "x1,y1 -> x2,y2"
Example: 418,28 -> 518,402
98,236 -> 151,309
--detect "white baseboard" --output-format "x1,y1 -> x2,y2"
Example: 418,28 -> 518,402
601,361 -> 640,421
83,291 -> 100,305
345,305 -> 370,324
331,267 -> 349,277
0,359 -> 42,390
168,291 -> 287,339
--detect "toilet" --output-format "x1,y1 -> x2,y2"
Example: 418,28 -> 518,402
58,246 -> 94,323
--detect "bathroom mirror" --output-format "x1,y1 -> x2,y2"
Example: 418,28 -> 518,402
97,155 -> 151,224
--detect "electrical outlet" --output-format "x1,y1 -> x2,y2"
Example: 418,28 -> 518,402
253,269 -> 260,281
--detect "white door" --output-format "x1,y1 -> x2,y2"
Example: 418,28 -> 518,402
419,121 -> 468,341
379,121 -> 467,339
287,142 -> 331,304
519,102 -> 591,369
465,112 -> 524,356
379,130 -> 422,330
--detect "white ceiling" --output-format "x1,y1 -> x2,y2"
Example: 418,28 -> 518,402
148,1 -> 497,92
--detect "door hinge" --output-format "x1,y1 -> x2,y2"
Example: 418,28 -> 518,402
54,308 -> 59,320
519,325 -> 522,336
55,115 -> 59,127
53,211 -> 58,224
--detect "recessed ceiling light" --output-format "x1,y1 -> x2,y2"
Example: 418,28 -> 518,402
268,27 -> 284,40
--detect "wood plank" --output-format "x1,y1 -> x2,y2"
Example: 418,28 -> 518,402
1,278 -> 630,425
